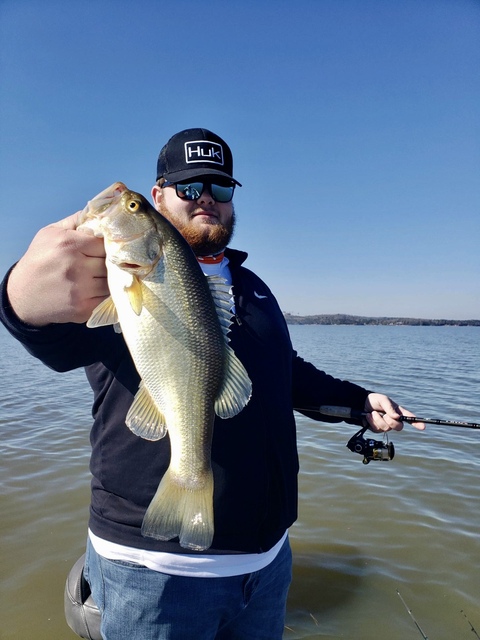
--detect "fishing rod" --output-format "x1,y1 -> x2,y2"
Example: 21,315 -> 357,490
461,609 -> 480,639
315,405 -> 480,429
294,405 -> 480,464
396,590 -> 429,640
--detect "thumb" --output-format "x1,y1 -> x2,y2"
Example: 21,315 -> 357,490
365,393 -> 401,418
49,210 -> 85,231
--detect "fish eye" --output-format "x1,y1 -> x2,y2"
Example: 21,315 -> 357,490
127,199 -> 140,212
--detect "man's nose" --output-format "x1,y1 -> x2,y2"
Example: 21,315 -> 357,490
197,185 -> 214,204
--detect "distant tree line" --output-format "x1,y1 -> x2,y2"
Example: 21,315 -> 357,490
283,313 -> 480,326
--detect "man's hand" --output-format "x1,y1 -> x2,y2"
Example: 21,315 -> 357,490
7,212 -> 109,326
364,393 -> 426,432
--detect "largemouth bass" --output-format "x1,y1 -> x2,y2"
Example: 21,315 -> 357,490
78,182 -> 252,550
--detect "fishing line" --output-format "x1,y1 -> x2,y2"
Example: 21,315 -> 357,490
396,590 -> 429,640
295,405 -> 480,429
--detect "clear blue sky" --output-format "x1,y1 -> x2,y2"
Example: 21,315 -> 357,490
1,0 -> 478,319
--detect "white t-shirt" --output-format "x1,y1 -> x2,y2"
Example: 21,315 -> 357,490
89,529 -> 288,578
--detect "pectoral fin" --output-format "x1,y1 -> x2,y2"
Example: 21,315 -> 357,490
126,382 -> 168,440
125,276 -> 144,316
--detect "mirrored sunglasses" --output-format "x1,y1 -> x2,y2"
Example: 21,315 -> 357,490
162,180 -> 235,203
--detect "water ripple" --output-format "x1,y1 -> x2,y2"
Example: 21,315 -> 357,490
2,325 -> 480,639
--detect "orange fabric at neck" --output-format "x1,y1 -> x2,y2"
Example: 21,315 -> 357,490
196,252 -> 225,265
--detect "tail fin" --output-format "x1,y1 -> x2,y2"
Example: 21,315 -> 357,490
141,469 -> 214,551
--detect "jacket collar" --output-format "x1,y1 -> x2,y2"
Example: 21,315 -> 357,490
225,248 -> 248,268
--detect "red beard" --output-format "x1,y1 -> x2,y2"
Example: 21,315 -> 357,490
156,200 -> 235,256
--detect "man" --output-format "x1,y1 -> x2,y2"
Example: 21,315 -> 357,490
0,128 -> 424,639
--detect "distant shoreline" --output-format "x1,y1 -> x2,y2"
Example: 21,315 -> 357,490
284,313 -> 480,326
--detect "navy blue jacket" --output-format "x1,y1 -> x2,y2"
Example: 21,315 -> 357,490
0,249 -> 369,554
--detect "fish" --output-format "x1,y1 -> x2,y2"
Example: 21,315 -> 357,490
77,182 -> 252,551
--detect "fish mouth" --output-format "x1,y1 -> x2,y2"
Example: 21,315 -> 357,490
117,261 -> 155,276
81,182 -> 127,220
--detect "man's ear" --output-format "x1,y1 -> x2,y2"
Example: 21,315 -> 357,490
151,184 -> 162,210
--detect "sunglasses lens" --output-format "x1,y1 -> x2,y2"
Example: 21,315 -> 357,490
210,184 -> 235,202
176,183 -> 203,200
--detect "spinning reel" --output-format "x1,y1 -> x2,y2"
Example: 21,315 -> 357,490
346,427 -> 395,465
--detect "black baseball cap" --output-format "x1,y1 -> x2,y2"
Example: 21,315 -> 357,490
156,128 -> 242,186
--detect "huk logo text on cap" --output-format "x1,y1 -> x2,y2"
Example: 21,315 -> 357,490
184,140 -> 224,166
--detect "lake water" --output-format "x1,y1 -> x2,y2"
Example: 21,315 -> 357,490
1,324 -> 479,639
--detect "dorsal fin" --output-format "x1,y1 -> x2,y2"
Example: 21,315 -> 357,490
206,274 -> 235,335
206,275 -> 252,418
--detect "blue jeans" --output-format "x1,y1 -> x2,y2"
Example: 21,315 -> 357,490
84,537 -> 292,639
